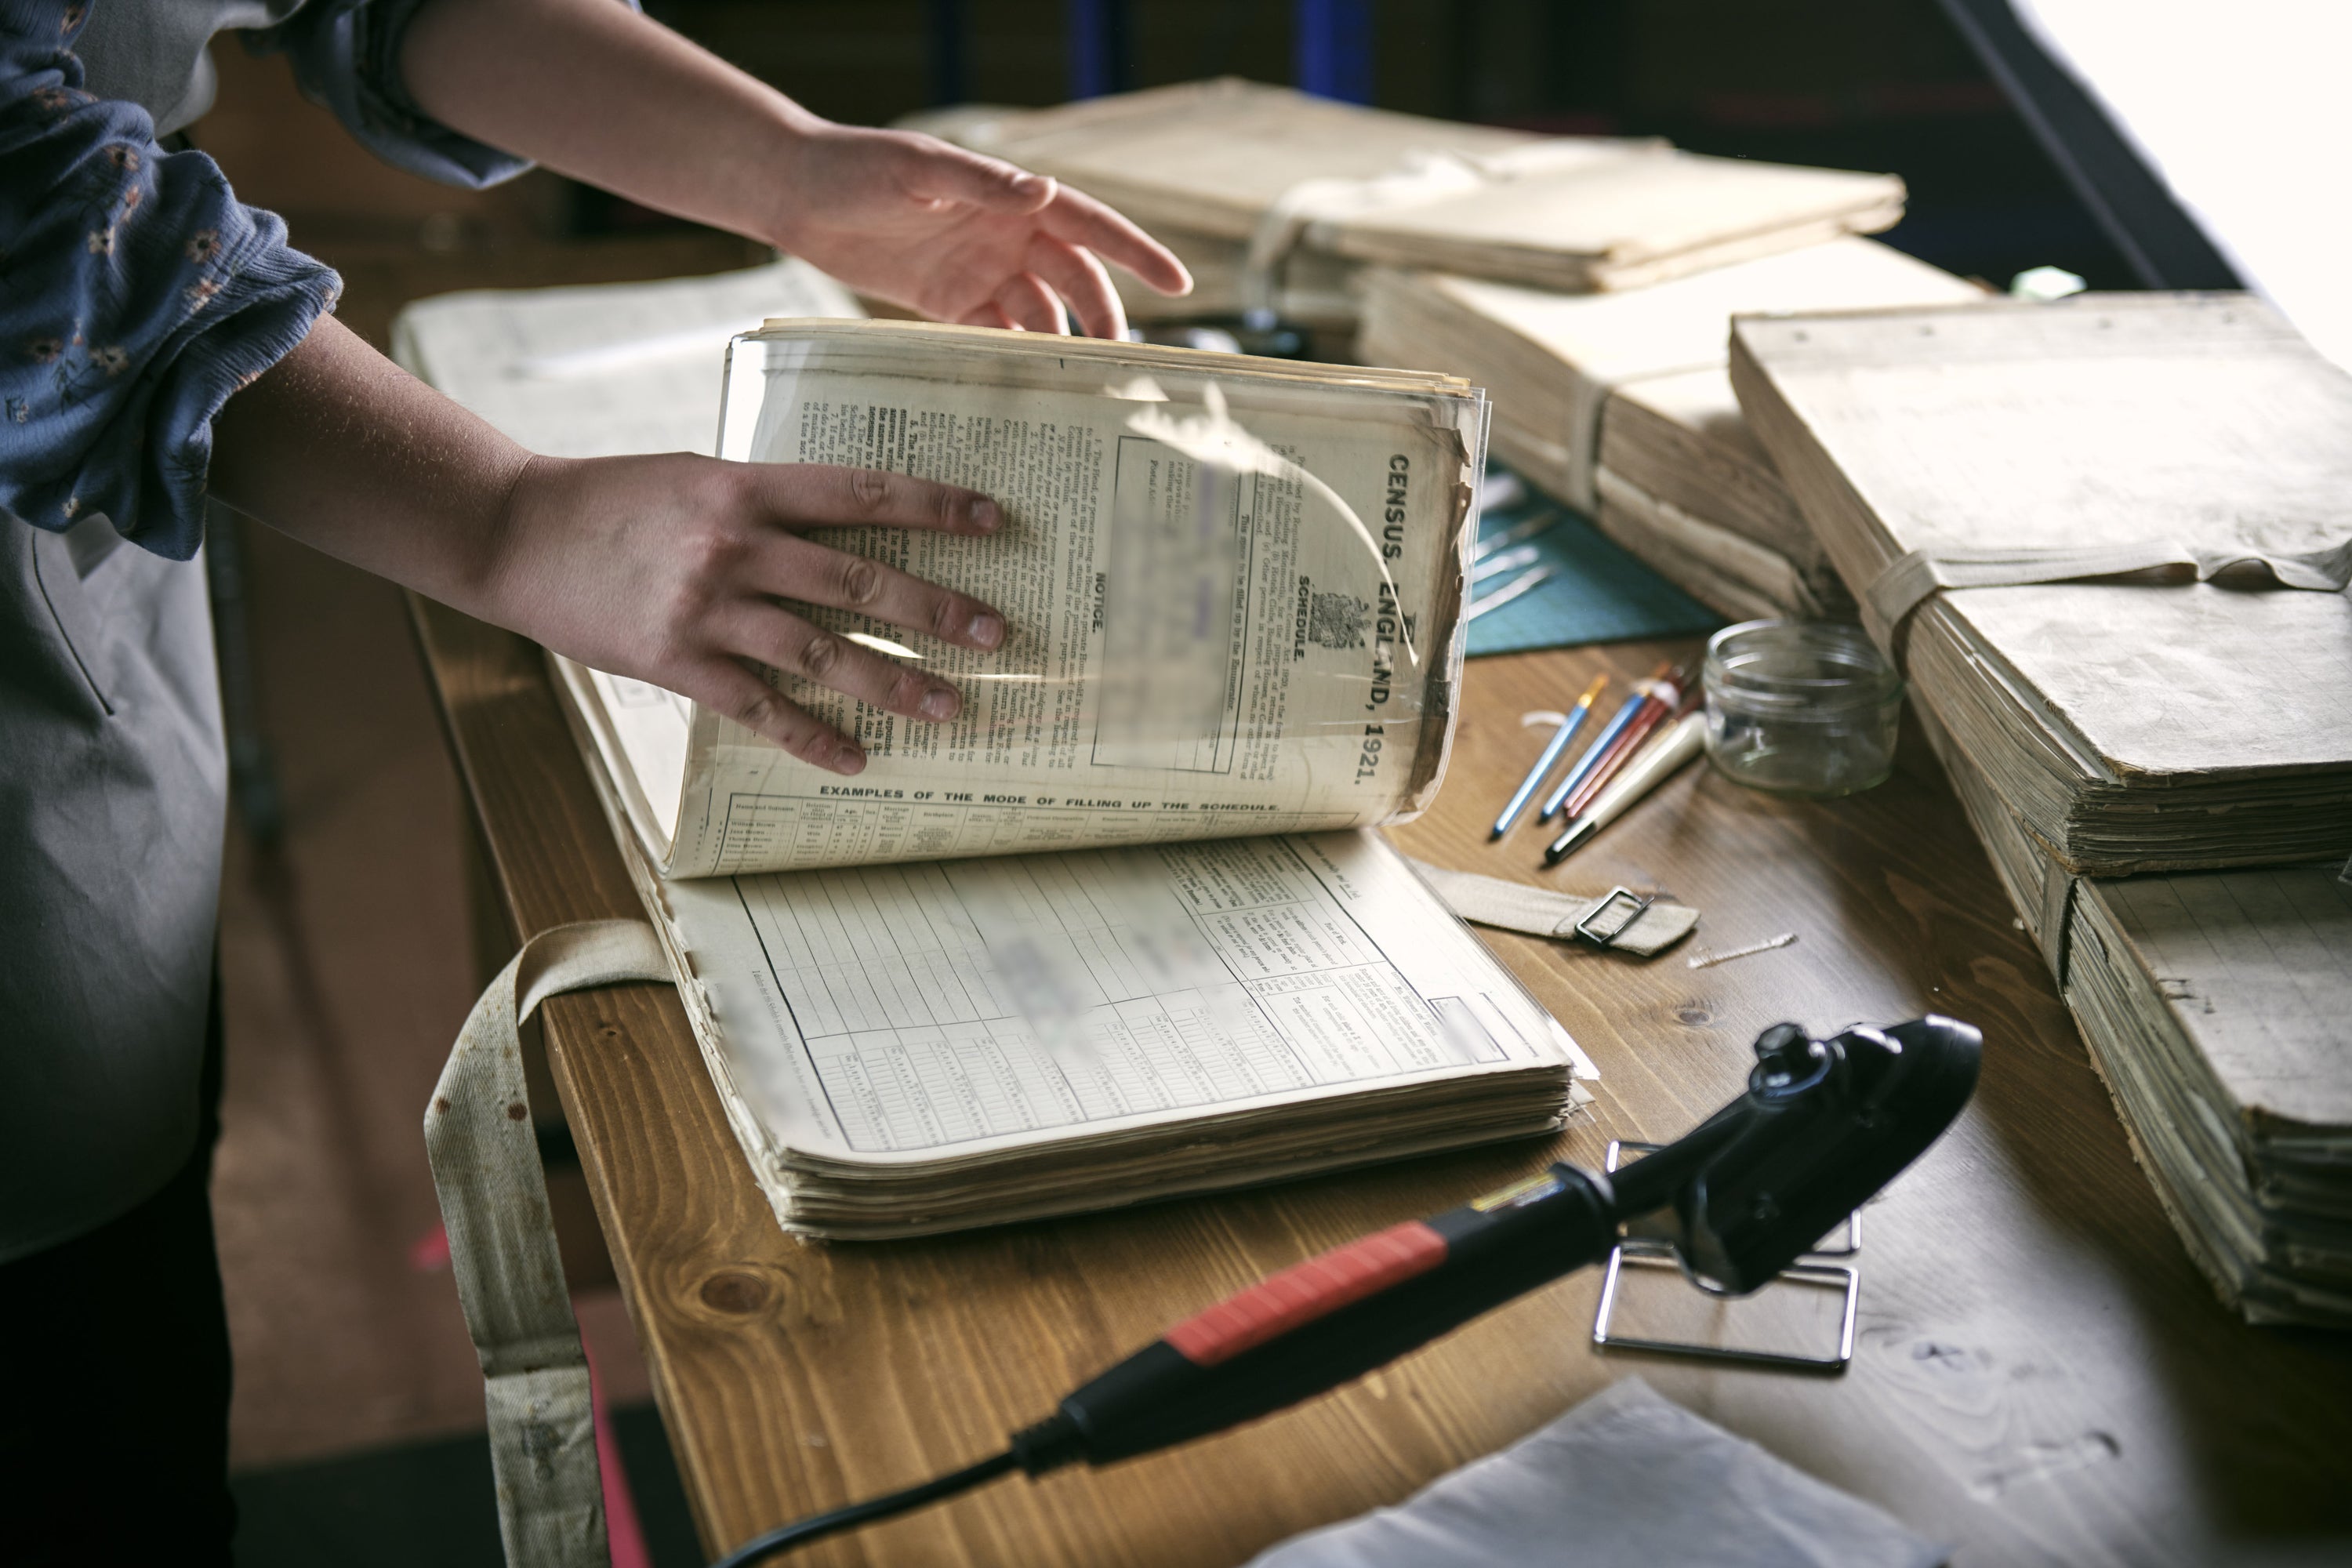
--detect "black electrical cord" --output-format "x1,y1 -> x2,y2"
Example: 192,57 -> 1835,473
707,1449 -> 1020,1567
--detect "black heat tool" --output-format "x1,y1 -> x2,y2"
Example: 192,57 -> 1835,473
711,1014 -> 1981,1566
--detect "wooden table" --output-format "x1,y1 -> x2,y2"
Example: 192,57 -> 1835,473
412,597 -> 2352,1567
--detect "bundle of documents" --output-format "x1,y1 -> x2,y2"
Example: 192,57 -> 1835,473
933,78 -> 1904,326
397,279 -> 1588,1239
1732,293 -> 2352,876
1751,292 -> 2352,1325
1357,239 -> 1983,621
1919,710 -> 2352,1328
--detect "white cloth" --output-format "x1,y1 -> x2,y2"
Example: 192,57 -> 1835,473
1249,1377 -> 1943,1568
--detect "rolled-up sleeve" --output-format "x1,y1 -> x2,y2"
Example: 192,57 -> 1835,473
252,0 -> 537,191
0,2 -> 341,561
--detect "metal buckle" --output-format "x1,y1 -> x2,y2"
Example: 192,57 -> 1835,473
1574,887 -> 1653,949
1590,1141 -> 1862,1374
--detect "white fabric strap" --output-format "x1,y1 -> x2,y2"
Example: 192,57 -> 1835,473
1240,138 -> 1650,315
1409,859 -> 1698,957
424,919 -> 673,1568
1243,154 -> 1485,314
1866,535 -> 2352,649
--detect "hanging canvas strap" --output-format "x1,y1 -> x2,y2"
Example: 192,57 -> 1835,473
423,920 -> 673,1568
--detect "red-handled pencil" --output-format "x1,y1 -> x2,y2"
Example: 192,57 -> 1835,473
1559,665 -> 1690,820
1537,661 -> 1671,820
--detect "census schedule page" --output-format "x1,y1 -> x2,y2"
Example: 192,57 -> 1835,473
662,830 -> 1574,1163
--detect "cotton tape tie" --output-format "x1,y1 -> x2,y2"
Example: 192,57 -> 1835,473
1243,154 -> 1483,314
424,919 -> 673,1568
1410,859 -> 1698,957
1241,138 -> 1649,317
1865,535 -> 2352,660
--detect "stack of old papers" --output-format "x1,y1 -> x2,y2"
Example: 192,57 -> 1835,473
1358,238 -> 1982,619
2062,862 -> 2352,1327
932,78 -> 1904,330
1733,293 -> 2352,875
1736,293 -> 2352,1324
1918,710 -> 2352,1327
641,838 -> 1589,1237
398,289 -> 1591,1239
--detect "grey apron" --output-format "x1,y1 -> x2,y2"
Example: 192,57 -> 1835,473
1,507 -> 226,1261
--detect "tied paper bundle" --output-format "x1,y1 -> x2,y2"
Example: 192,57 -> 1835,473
1922,710 -> 2352,1328
400,286 -> 1596,1240
932,79 -> 1905,330
1737,290 -> 2352,1327
1732,293 -> 2352,877
1357,238 -> 1984,622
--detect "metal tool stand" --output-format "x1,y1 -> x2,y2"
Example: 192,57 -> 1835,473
1591,1141 -> 1863,1374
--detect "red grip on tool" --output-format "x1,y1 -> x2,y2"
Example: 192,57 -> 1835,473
1163,1221 -> 1449,1367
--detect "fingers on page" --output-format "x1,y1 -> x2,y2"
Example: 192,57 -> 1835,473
758,464 -> 1001,535
993,271 -> 1069,334
767,535 -> 1005,652
724,601 -> 965,727
701,660 -> 866,775
1026,234 -> 1126,340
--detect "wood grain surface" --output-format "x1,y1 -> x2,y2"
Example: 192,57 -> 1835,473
411,596 -> 2352,1566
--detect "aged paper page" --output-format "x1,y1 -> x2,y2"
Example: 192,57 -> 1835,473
655,829 -> 1578,1166
617,325 -> 1480,878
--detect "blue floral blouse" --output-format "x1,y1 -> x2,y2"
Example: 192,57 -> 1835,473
0,0 -> 528,561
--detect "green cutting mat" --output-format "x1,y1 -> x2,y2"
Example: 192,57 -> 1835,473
1465,470 -> 1723,655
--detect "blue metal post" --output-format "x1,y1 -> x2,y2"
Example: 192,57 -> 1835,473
1295,0 -> 1374,103
927,0 -> 967,107
1069,0 -> 1132,100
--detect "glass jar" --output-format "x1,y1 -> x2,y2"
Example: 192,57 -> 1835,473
1703,620 -> 1902,798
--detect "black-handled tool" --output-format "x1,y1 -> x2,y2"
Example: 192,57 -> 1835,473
713,1015 -> 1982,1566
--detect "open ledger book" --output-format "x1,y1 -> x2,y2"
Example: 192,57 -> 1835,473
395,274 -> 1588,1240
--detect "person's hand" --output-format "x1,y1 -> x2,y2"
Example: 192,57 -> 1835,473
481,452 -> 1007,775
401,0 -> 1190,332
765,123 -> 1192,337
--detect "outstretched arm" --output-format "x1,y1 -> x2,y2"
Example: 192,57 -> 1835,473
209,314 -> 1003,775
5,0 -> 1155,770
396,0 -> 1190,335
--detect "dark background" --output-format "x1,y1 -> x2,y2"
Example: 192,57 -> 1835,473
198,0 -> 2136,299
626,0 -> 2136,290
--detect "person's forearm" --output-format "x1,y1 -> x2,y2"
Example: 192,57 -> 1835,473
398,0 -> 811,249
205,313 -> 1013,774
207,314 -> 529,612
